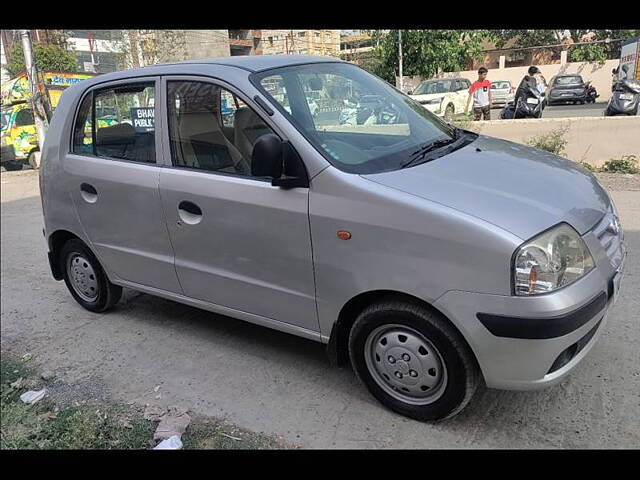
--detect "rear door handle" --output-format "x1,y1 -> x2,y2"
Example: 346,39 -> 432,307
80,183 -> 98,203
177,200 -> 203,225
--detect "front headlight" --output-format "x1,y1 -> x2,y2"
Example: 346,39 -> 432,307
513,223 -> 594,296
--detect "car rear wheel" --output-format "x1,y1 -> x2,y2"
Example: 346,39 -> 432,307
348,300 -> 480,421
60,239 -> 122,312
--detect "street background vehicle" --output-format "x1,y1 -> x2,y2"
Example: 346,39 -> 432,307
490,80 -> 515,107
408,78 -> 471,121
546,74 -> 588,105
0,71 -> 95,170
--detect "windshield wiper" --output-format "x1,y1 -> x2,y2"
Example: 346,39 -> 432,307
400,137 -> 457,169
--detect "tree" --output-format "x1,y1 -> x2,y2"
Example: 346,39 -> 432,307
489,29 -> 640,64
490,30 -> 564,49
105,30 -> 189,70
367,30 -> 489,84
6,42 -> 78,77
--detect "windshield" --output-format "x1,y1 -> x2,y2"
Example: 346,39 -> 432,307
555,76 -> 583,85
413,80 -> 453,95
1,108 -> 11,131
492,81 -> 510,89
252,63 -> 469,174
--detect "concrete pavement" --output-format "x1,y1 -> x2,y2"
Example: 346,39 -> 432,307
1,169 -> 639,448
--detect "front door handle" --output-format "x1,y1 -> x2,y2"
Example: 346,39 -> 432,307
177,200 -> 203,225
80,183 -> 98,203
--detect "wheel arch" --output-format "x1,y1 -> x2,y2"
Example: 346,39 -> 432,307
47,230 -> 85,280
326,290 -> 479,373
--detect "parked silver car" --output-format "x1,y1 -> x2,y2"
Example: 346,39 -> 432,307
491,80 -> 515,107
40,56 -> 626,421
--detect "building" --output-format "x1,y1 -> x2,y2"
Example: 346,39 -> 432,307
228,30 -> 262,56
63,30 -> 124,73
262,30 -> 340,56
340,32 -> 374,65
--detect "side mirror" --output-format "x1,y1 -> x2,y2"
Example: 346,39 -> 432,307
251,133 -> 283,178
407,90 -> 413,95
251,134 -> 309,188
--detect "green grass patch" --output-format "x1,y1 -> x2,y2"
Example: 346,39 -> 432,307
1,352 -> 154,449
1,351 -> 289,449
182,416 -> 285,449
599,155 -> 639,174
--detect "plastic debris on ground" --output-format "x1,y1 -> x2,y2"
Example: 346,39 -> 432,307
20,388 -> 47,404
153,435 -> 183,450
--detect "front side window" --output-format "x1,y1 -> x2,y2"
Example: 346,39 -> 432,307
166,80 -> 275,177
253,63 -> 472,174
93,83 -> 156,163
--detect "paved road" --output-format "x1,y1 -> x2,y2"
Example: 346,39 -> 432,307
1,170 -> 639,448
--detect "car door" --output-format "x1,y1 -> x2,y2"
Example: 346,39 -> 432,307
157,76 -> 319,333
67,77 -> 182,293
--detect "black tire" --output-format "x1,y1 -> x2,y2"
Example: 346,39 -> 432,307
3,161 -> 23,171
60,239 -> 122,312
348,299 -> 480,422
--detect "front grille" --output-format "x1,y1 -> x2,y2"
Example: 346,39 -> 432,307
592,207 -> 624,271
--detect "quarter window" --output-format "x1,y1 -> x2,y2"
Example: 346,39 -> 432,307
72,93 -> 94,154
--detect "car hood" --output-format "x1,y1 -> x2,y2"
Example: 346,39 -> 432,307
361,135 -> 610,240
410,93 -> 446,102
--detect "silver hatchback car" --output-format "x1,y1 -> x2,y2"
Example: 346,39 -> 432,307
40,56 -> 626,421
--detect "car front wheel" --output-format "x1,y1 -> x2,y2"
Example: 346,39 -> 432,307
348,300 -> 480,421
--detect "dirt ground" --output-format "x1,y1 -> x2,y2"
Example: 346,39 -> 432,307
2,169 -> 639,448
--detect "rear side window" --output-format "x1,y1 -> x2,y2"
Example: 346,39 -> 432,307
72,82 -> 156,163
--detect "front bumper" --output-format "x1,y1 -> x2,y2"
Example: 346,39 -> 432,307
434,218 -> 626,391
492,95 -> 514,106
420,102 -> 443,116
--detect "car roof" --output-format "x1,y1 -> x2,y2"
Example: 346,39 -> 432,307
556,74 -> 582,77
65,55 -> 349,93
153,54 -> 345,73
420,78 -> 466,83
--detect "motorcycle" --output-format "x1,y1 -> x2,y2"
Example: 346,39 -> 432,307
585,82 -> 599,104
605,77 -> 640,116
500,86 -> 545,119
339,97 -> 399,126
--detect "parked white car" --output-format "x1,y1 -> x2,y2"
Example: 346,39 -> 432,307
408,78 -> 471,121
